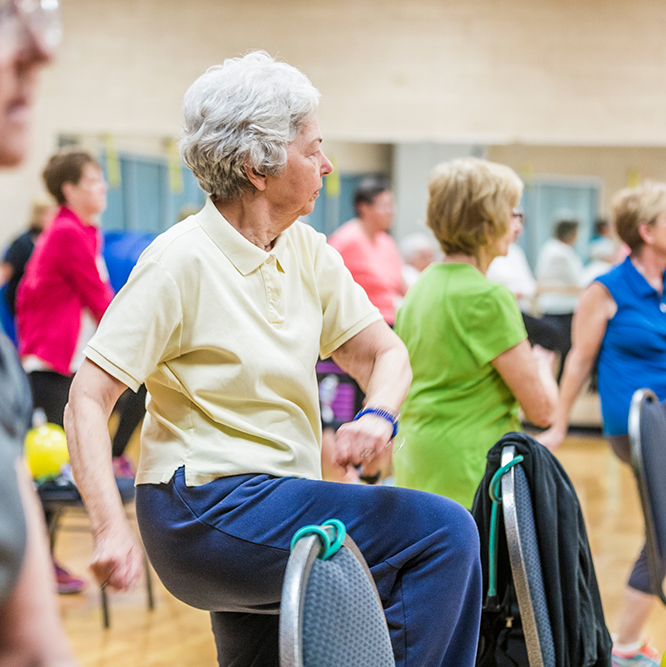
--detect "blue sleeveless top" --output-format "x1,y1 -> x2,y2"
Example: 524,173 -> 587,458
595,257 -> 666,435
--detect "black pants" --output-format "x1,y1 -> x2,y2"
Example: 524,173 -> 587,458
111,385 -> 147,458
540,313 -> 574,382
27,370 -> 73,427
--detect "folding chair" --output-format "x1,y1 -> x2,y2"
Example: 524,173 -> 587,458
39,475 -> 154,628
498,445 -> 556,667
628,388 -> 666,605
280,520 -> 395,667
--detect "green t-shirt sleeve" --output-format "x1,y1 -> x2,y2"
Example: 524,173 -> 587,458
462,283 -> 527,366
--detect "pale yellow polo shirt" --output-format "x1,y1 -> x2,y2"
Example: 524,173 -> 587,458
85,198 -> 381,486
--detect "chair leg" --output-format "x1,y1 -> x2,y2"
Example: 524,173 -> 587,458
46,508 -> 63,553
144,553 -> 154,610
101,586 -> 110,629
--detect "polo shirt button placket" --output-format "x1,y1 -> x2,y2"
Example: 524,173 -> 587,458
660,301 -> 666,313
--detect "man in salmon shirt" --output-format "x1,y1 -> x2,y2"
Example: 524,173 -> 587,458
16,149 -> 114,593
328,177 -> 407,326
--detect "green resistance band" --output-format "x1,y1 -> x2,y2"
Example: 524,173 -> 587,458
290,518 -> 347,561
487,455 -> 524,601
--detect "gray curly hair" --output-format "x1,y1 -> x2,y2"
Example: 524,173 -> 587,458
179,51 -> 320,200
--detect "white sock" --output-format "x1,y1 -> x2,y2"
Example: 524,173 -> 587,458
612,638 -> 642,654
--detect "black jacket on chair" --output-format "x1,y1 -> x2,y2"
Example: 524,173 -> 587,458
471,432 -> 612,667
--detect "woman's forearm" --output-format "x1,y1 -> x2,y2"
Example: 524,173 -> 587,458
362,338 -> 412,413
551,348 -> 596,433
64,361 -> 128,536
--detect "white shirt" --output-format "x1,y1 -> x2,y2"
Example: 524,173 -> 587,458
536,239 -> 584,314
486,244 -> 536,313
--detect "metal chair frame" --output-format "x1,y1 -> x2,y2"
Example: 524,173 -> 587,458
279,533 -> 390,667
628,388 -> 666,606
500,445 -> 552,667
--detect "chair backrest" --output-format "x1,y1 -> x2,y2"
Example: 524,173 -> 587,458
279,533 -> 395,667
628,389 -> 666,605
500,445 -> 556,667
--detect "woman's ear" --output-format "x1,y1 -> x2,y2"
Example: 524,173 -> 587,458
637,221 -> 654,246
243,162 -> 267,191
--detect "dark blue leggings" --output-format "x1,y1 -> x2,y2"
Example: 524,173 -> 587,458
136,469 -> 482,667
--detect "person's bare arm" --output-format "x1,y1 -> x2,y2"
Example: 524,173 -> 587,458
536,281 -> 616,451
330,320 -> 411,469
0,261 -> 13,287
64,359 -> 143,590
0,461 -> 79,665
492,340 -> 558,428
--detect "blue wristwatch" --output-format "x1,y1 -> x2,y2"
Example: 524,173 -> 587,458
353,407 -> 399,439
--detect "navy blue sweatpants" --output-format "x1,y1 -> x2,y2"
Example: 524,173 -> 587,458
136,468 -> 482,667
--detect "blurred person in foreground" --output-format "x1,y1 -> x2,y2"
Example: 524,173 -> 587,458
394,158 -> 558,509
0,0 -> 78,662
0,199 -> 55,314
64,52 -> 482,667
328,176 -> 407,326
16,149 -> 114,593
539,182 -> 666,667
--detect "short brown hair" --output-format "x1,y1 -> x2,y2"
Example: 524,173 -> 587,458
611,181 -> 666,252
43,151 -> 98,205
426,157 -> 523,256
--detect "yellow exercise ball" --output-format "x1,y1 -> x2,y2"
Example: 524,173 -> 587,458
24,423 -> 69,479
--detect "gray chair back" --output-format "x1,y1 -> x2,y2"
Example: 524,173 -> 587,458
628,388 -> 666,605
501,445 -> 556,667
279,533 -> 395,667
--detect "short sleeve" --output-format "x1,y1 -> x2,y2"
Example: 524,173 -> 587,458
315,238 -> 382,359
462,284 -> 527,366
84,259 -> 182,391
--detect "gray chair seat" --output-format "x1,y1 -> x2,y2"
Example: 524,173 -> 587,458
280,530 -> 395,667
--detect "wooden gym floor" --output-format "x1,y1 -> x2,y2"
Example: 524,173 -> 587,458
55,432 -> 665,665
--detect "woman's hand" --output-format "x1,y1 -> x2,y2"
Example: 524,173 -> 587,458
333,413 -> 393,470
535,424 -> 568,452
90,522 -> 144,591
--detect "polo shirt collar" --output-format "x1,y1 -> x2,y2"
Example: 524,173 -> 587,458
196,198 -> 287,276
622,255 -> 666,299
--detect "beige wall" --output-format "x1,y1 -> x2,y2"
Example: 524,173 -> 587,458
488,144 -> 666,215
4,0 -> 666,244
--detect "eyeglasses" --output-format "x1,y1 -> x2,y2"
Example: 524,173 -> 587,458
0,0 -> 61,62
512,207 -> 524,220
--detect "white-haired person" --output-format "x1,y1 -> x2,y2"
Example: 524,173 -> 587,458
0,0 -> 78,663
539,182 -> 666,667
394,158 -> 558,509
399,231 -> 437,289
64,52 -> 482,667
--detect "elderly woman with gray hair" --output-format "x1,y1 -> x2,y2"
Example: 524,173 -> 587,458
64,52 -> 481,667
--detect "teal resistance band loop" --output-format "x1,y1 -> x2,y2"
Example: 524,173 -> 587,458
487,455 -> 524,599
290,519 -> 348,561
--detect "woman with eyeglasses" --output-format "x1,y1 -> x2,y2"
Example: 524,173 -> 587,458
393,158 -> 558,509
0,0 -> 78,664
539,182 -> 666,666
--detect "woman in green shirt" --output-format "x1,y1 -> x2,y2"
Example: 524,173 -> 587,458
394,158 -> 558,508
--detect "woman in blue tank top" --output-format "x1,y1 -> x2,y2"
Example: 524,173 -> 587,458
539,181 -> 666,666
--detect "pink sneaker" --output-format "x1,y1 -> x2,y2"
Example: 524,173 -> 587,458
112,454 -> 135,479
53,561 -> 86,595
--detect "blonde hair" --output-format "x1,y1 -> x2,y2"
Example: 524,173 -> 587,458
426,157 -> 523,256
611,181 -> 666,253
